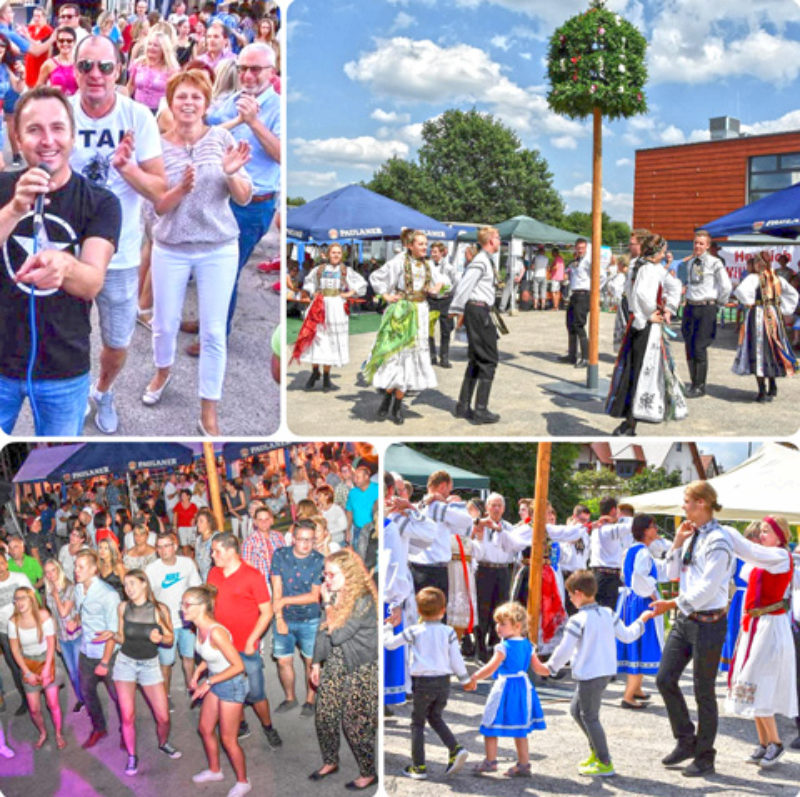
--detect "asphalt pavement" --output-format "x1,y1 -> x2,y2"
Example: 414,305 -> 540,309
286,308 -> 800,438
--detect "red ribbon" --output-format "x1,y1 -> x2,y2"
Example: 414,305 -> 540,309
455,534 -> 474,633
291,293 -> 326,363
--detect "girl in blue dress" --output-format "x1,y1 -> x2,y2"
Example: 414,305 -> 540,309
616,514 -> 667,708
468,602 -> 546,778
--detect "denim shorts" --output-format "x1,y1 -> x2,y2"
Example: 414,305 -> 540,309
95,266 -> 139,349
272,618 -> 320,659
240,650 -> 266,704
113,652 -> 163,686
157,625 -> 196,666
210,672 -> 248,704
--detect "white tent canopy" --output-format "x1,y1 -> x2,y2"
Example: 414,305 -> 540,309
622,443 -> 800,523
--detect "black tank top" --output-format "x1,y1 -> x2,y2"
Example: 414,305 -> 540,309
120,601 -> 161,660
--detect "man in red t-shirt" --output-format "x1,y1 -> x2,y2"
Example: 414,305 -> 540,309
207,531 -> 282,748
93,510 -> 119,549
173,489 -> 198,555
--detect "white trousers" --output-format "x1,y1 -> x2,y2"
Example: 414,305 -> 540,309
151,241 -> 238,401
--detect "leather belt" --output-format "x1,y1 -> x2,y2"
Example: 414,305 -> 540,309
320,289 -> 341,297
747,599 -> 789,618
478,562 -> 509,569
251,192 -> 277,204
592,566 -> 620,575
571,289 -> 590,294
466,300 -> 491,308
686,299 -> 717,306
402,291 -> 427,302
687,608 -> 727,623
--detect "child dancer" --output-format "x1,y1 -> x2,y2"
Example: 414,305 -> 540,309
383,586 -> 474,780
469,602 -> 546,778
533,570 -> 653,777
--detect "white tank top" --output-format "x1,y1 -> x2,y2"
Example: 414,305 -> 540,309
195,623 -> 234,675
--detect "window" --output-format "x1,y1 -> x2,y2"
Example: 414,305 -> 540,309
615,460 -> 637,479
748,152 -> 800,203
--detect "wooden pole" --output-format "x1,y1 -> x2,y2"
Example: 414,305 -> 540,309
203,443 -> 225,533
527,442 -> 552,644
587,106 -> 602,390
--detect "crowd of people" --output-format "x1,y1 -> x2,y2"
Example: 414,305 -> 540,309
0,1 -> 281,437
0,442 -> 379,793
383,469 -> 800,781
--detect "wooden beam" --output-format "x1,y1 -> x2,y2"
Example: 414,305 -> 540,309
527,442 -> 552,644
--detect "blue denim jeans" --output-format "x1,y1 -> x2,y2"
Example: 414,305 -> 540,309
227,197 -> 277,335
0,372 -> 90,435
60,636 -> 84,702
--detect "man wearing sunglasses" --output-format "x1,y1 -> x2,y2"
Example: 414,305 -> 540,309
56,4 -> 87,44
206,42 -> 279,339
69,35 -> 166,435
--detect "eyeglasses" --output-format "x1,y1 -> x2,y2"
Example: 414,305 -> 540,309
76,59 -> 116,75
180,601 -> 199,609
57,38 -> 74,45
236,64 -> 270,74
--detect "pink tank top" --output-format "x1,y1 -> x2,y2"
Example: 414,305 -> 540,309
48,61 -> 78,96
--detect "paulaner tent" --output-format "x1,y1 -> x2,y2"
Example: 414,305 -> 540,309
700,182 -> 800,239
385,444 -> 490,492
622,443 -> 800,523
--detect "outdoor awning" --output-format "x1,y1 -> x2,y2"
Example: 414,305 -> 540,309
12,444 -> 84,483
385,444 -> 490,491
700,182 -> 800,239
221,442 -> 291,461
458,215 -> 581,246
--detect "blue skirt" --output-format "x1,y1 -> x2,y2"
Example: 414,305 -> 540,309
617,591 -> 662,674
479,673 -> 546,738
383,603 -> 406,705
719,589 -> 745,673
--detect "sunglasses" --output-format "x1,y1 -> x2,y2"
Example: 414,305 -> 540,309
76,59 -> 116,75
57,38 -> 74,44
59,13 -> 76,18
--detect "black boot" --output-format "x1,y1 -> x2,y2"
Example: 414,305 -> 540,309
767,377 -> 777,400
471,379 -> 500,424
439,337 -> 452,368
755,377 -> 767,403
453,371 -> 477,419
391,395 -> 405,425
376,391 -> 392,419
685,358 -> 697,393
304,367 -> 320,391
558,335 -> 577,364
687,361 -> 707,398
575,336 -> 588,368
429,336 -> 437,365
322,371 -> 332,392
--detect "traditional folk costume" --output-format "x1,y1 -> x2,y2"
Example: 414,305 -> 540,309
449,247 -> 503,423
364,251 -> 446,424
616,543 -> 666,674
292,264 -> 367,390
606,258 -> 686,434
725,546 -> 796,719
478,637 -> 545,737
719,558 -> 747,673
427,256 -> 458,368
732,270 -> 798,401
446,533 -> 477,640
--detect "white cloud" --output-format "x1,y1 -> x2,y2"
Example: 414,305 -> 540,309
552,135 -> 578,149
290,171 -> 339,190
291,136 -> 410,170
616,157 -> 633,166
659,125 -> 685,145
344,37 -> 587,140
370,108 -> 411,124
391,11 -> 416,32
688,128 -> 710,142
741,110 -> 800,136
563,181 -> 633,221
490,35 -> 511,51
287,90 -> 306,103
519,52 -> 532,60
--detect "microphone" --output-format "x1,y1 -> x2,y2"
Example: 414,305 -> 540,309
32,163 -> 53,253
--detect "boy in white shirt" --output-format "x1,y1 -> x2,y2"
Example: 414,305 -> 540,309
384,587 -> 475,780
533,570 -> 653,778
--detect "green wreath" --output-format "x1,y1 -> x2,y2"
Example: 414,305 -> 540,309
546,0 -> 648,121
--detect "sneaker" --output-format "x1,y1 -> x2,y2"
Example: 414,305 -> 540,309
759,743 -> 784,768
238,720 -> 251,739
578,752 -> 598,773
14,702 -> 27,716
402,764 -> 427,780
300,702 -> 315,718
92,389 -> 119,434
227,782 -> 252,797
746,744 -> 766,764
124,755 -> 139,776
262,724 -> 282,749
445,745 -> 468,777
158,741 -> 182,759
0,744 -> 15,759
192,769 -> 225,783
168,697 -> 175,713
581,759 -> 615,777
275,698 -> 298,713
73,700 -> 84,713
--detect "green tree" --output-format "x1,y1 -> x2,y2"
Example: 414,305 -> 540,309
367,109 -> 564,223
287,196 -> 307,207
561,210 -> 631,246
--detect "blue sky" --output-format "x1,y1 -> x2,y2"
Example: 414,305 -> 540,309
700,442 -> 760,472
287,0 -> 800,223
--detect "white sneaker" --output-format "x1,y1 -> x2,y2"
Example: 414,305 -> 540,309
192,769 -> 225,783
0,744 -> 15,758
226,781 -> 252,797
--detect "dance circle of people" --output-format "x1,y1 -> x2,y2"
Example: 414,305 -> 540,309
383,469 -> 799,780
0,445 -> 378,793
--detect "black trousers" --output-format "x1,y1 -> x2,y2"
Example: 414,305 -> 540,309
656,613 -> 727,765
79,652 -> 120,734
409,563 -> 449,608
463,303 -> 498,381
428,295 -> 454,348
475,564 -> 511,661
411,675 -> 457,766
560,570 -> 578,615
593,570 -> 622,611
681,303 -> 717,367
566,290 -> 590,357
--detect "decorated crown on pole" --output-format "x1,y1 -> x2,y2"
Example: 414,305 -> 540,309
546,0 -> 648,120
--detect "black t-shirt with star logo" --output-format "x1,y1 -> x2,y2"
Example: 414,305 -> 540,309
0,170 -> 121,380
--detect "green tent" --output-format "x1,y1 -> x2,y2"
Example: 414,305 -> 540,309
385,444 -> 490,491
459,215 -> 580,246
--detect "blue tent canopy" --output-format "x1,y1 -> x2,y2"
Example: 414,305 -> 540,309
286,184 -> 456,242
13,445 -> 84,483
700,182 -> 800,239
221,442 -> 291,461
47,443 -> 197,483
